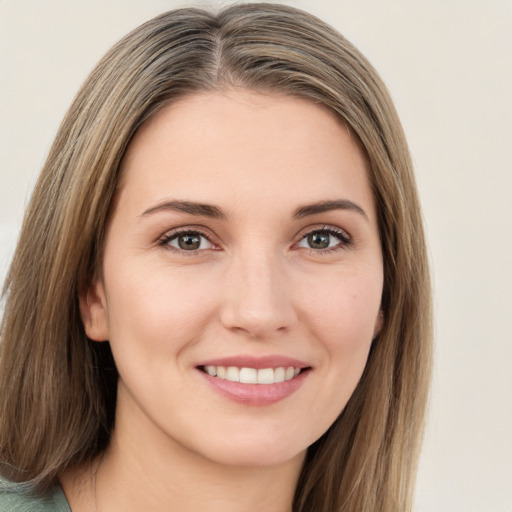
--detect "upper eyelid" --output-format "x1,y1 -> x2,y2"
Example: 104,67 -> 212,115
295,224 -> 351,241
158,225 -> 217,241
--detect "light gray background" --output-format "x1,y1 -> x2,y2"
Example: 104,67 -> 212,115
1,1 -> 511,510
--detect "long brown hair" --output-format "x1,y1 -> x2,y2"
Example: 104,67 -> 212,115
0,4 -> 432,511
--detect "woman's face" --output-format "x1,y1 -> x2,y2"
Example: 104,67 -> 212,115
81,90 -> 383,469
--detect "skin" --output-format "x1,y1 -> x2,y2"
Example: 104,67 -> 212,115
64,89 -> 384,512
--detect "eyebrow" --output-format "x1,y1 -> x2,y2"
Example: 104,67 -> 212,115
293,199 -> 368,221
140,198 -> 368,222
140,200 -> 226,220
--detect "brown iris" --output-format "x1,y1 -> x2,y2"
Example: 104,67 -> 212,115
177,233 -> 201,250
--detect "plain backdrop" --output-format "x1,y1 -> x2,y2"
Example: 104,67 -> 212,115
1,1 -> 511,511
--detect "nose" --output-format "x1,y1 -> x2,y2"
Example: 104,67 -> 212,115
219,251 -> 298,339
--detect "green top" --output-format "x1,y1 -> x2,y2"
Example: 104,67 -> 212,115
0,480 -> 71,511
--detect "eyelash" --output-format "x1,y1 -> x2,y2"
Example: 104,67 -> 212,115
157,225 -> 352,255
296,226 -> 352,255
157,228 -> 218,255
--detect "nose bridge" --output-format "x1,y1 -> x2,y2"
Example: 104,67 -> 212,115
220,246 -> 296,337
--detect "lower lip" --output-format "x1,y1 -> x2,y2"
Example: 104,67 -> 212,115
197,369 -> 310,406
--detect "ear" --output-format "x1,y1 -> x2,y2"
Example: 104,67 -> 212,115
79,280 -> 109,342
373,309 -> 384,340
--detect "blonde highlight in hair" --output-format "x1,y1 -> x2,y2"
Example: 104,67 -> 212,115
0,4 -> 432,511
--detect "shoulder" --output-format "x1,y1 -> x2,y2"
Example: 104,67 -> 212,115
0,479 -> 71,512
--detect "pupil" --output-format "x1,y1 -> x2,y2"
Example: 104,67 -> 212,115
308,232 -> 329,249
178,234 -> 201,250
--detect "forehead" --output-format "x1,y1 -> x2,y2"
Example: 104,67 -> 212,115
119,90 -> 375,219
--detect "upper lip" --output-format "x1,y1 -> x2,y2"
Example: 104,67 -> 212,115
196,355 -> 310,370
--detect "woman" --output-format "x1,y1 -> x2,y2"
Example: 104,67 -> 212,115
0,3 -> 432,511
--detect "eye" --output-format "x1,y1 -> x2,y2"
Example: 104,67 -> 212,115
296,227 -> 350,251
160,230 -> 214,252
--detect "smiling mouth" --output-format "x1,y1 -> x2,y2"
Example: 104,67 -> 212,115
198,365 -> 310,385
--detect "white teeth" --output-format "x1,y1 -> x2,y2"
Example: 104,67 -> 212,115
203,365 -> 304,384
205,365 -> 217,376
274,367 -> 285,383
285,367 -> 295,380
257,368 -> 275,384
226,366 -> 240,382
239,367 -> 257,384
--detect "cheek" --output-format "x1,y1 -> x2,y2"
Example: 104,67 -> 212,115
103,260 -> 220,360
301,266 -> 382,393
303,267 -> 382,343
101,262 -> 222,421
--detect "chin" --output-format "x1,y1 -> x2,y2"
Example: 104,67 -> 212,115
187,427 -> 310,469
207,445 -> 306,469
